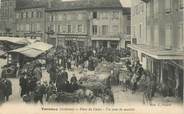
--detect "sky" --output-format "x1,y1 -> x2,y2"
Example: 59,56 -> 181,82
63,0 -> 131,7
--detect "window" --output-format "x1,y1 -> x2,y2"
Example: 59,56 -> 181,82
165,0 -> 172,13
31,12 -> 34,18
20,12 -> 23,19
112,25 -> 118,34
154,0 -> 159,14
127,26 -> 131,35
77,24 -> 83,33
141,4 -> 144,13
32,23 -> 36,32
102,12 -> 108,19
16,24 -> 20,32
23,12 -> 26,18
92,25 -> 97,35
179,24 -> 184,49
26,24 -> 29,31
50,15 -> 55,22
135,5 -> 139,15
147,2 -> 151,17
139,24 -> 142,39
165,25 -> 172,49
34,12 -> 37,18
23,24 -> 26,32
127,15 -> 131,20
26,12 -> 28,18
62,25 -> 67,33
36,12 -> 39,18
53,24 -> 56,32
179,0 -> 184,9
30,24 -> 33,32
93,11 -> 97,19
58,25 -> 61,32
16,13 -> 19,19
67,25 -> 72,33
112,11 -> 119,20
36,23 -> 41,32
28,12 -> 32,18
102,25 -> 108,35
154,25 -> 159,46
20,24 -> 24,31
39,12 -> 42,18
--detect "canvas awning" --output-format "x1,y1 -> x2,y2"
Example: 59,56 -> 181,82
0,37 -> 38,45
128,44 -> 184,60
9,42 -> 53,58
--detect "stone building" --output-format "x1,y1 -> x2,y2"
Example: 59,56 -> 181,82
15,0 -> 47,41
45,0 -> 131,49
0,0 -> 61,39
129,0 -> 184,101
0,0 -> 17,36
15,0 -> 61,41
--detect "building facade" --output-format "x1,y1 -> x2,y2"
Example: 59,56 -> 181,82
90,7 -> 131,49
15,0 -> 48,41
45,0 -> 131,49
130,0 -> 184,101
0,0 -> 61,40
46,8 -> 90,47
0,0 -> 16,36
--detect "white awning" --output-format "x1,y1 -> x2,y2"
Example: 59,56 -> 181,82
128,44 -> 184,60
0,37 -> 38,45
9,42 -> 53,58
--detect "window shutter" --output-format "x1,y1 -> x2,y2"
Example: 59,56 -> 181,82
165,0 -> 171,13
154,25 -> 159,46
165,25 -> 172,49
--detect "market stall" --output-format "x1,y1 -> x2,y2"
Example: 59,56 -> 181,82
5,42 -> 53,78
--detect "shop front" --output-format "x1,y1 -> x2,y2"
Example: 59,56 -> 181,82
57,34 -> 88,48
128,44 -> 184,101
91,37 -> 120,49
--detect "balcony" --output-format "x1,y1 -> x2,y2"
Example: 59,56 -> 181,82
141,0 -> 150,3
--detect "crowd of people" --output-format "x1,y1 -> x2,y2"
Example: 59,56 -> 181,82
0,46 -> 131,105
0,71 -> 12,105
123,59 -> 157,104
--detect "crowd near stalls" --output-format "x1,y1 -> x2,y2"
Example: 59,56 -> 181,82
0,38 -> 53,105
119,58 -> 182,104
42,46 -> 130,104
0,43 -> 131,105
1,40 -> 178,105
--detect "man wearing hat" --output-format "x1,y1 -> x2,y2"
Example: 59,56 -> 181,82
19,71 -> 29,97
33,81 -> 45,104
0,77 -> 6,104
70,74 -> 79,92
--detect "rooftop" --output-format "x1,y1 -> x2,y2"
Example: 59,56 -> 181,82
46,0 -> 123,12
15,0 -> 49,10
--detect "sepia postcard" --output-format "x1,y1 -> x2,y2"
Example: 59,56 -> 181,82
0,0 -> 183,114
